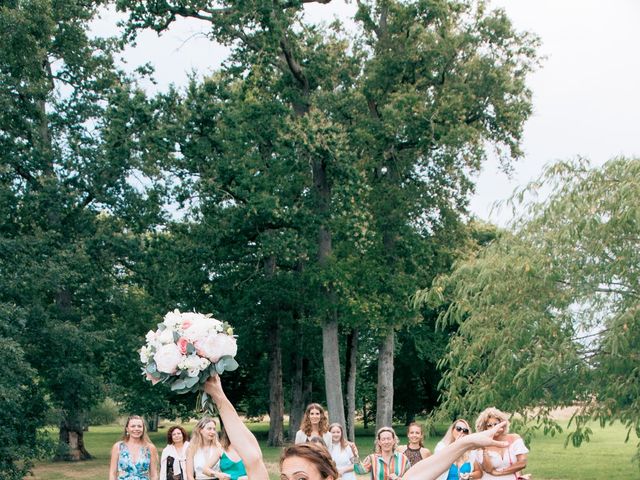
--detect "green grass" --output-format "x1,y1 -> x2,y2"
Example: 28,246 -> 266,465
30,421 -> 639,480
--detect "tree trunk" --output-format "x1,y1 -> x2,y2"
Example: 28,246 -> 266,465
289,323 -> 305,440
345,328 -> 358,440
322,317 -> 346,427
267,318 -> 284,446
58,413 -> 92,461
147,413 -> 159,432
376,329 -> 395,431
363,399 -> 369,430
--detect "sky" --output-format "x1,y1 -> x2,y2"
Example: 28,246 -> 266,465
93,0 -> 640,226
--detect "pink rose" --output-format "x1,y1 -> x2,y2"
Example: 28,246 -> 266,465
177,337 -> 189,355
182,319 -> 192,330
154,343 -> 183,374
145,372 -> 161,385
194,334 -> 237,363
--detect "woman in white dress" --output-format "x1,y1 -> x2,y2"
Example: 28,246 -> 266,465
186,417 -> 223,480
160,425 -> 190,480
327,423 -> 356,480
294,403 -> 332,446
475,408 -> 529,480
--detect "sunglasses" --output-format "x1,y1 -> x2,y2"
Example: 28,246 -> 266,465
454,425 -> 470,434
485,422 -> 500,428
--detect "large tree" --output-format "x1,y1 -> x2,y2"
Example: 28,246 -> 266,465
419,158 -> 640,451
115,0 -> 539,430
347,0 -> 539,429
0,0 -> 170,459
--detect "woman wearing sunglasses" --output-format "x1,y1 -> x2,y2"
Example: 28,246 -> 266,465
475,408 -> 529,480
434,419 -> 481,480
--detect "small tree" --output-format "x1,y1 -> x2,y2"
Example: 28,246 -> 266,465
419,157 -> 640,453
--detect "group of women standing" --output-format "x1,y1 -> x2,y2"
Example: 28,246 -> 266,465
293,402 -> 528,480
109,415 -> 247,480
434,408 -> 529,480
109,382 -> 527,480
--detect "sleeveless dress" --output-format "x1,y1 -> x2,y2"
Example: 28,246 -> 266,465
482,438 -> 529,480
220,451 -> 247,480
193,448 -> 218,480
117,442 -> 151,480
329,443 -> 356,480
446,461 -> 471,480
403,446 -> 424,466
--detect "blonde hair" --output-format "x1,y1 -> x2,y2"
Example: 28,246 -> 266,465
440,418 -> 471,447
301,403 -> 329,436
439,419 -> 472,464
374,426 -> 399,454
121,415 -> 152,446
475,407 -> 510,434
189,416 -> 220,453
328,423 -> 348,449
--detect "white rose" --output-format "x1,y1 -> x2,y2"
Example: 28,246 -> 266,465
154,343 -> 183,374
145,330 -> 157,343
182,316 -> 211,342
158,328 -> 175,344
199,357 -> 211,370
194,334 -> 237,363
139,346 -> 152,364
163,309 -> 182,328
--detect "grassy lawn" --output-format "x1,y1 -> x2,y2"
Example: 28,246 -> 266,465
29,421 -> 639,480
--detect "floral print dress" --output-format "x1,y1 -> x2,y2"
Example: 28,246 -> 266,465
118,441 -> 151,480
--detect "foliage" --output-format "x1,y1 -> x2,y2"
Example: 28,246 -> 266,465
418,158 -> 640,455
0,0 -> 172,460
0,338 -> 47,479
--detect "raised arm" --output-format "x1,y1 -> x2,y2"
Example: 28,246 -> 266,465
402,422 -> 509,480
204,375 -> 269,480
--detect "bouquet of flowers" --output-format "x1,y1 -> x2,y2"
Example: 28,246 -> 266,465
140,309 -> 238,412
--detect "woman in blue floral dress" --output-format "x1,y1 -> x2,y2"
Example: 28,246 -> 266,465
109,415 -> 159,480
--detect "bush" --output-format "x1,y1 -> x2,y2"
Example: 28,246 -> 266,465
88,398 -> 120,426
0,338 -> 47,479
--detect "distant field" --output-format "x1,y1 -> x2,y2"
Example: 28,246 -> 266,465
29,421 -> 639,480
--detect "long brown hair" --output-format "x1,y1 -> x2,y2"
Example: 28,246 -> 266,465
301,403 -> 329,436
280,443 -> 338,480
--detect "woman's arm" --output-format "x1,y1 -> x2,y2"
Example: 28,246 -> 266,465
469,460 -> 482,480
108,443 -> 120,480
204,376 -> 269,480
353,453 -> 373,475
487,453 -> 528,476
421,447 -> 432,459
403,422 -> 509,480
186,446 -> 196,480
203,449 -> 228,480
149,445 -> 159,480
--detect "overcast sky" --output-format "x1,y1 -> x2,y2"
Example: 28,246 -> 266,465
94,0 -> 640,225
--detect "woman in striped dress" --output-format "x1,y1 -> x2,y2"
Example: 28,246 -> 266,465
354,427 -> 410,480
